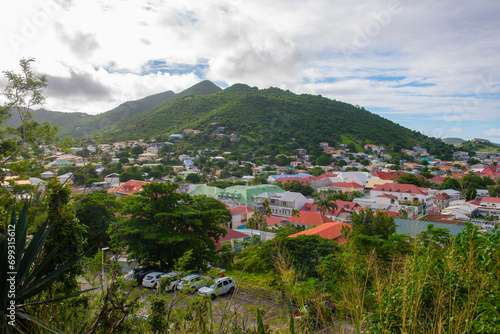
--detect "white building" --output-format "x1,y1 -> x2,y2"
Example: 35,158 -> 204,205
254,191 -> 308,217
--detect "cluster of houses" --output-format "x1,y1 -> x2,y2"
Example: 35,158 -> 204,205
5,137 -> 500,250
103,162 -> 499,250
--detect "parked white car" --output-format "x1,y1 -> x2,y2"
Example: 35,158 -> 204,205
176,274 -> 210,292
142,272 -> 166,288
198,277 -> 235,299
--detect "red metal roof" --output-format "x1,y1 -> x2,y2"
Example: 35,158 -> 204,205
300,200 -> 360,217
286,211 -> 334,226
372,183 -> 428,195
213,227 -> 249,249
481,197 -> 500,204
230,206 -> 254,215
114,180 -> 149,196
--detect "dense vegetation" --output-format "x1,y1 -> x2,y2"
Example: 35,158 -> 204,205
96,83 -> 450,157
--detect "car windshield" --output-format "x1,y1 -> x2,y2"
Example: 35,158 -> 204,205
144,275 -> 153,280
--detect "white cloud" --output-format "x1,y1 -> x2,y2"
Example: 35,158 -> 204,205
483,128 -> 500,138
0,0 -> 500,141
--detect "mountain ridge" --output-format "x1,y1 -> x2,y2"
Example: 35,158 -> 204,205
4,80 -> 454,158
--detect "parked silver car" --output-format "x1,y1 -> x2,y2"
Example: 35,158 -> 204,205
142,272 -> 166,288
198,277 -> 235,299
176,274 -> 210,292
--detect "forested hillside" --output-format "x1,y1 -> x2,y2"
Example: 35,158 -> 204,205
101,83 -> 450,156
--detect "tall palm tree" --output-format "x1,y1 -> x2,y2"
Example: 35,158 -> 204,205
313,198 -> 338,224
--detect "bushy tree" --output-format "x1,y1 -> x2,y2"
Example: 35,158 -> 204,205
119,166 -> 144,182
185,172 -> 201,183
350,208 -> 396,240
75,192 -> 118,255
118,182 -> 229,269
42,178 -> 86,295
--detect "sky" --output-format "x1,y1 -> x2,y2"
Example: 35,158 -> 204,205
1,0 -> 500,143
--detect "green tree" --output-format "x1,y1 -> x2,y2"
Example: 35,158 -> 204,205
467,157 -> 481,165
280,180 -> 315,196
350,208 -> 396,240
313,198 -> 338,224
75,192 -> 118,255
119,157 -> 130,164
119,166 -> 144,182
488,183 -> 500,197
185,172 -> 201,183
131,145 -> 144,155
315,155 -> 331,166
347,142 -> 357,153
310,166 -> 325,176
276,155 -> 290,166
42,178 -> 86,295
118,182 -> 229,269
396,173 -> 426,186
0,58 -> 55,177
336,159 -> 347,167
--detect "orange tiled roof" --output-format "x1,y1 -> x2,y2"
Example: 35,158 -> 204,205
289,222 -> 351,244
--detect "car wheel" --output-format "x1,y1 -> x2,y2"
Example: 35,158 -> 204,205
228,287 -> 235,295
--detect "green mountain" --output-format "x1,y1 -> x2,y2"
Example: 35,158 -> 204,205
457,139 -> 500,153
4,80 -> 222,137
65,80 -> 221,137
61,90 -> 176,137
98,83 -> 451,157
442,137 -> 465,145
4,108 -> 90,132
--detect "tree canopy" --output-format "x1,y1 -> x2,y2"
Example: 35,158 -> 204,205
117,182 -> 230,269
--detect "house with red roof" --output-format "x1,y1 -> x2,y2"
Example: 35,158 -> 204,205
478,197 -> 500,217
428,176 -> 447,184
370,183 -> 435,217
371,171 -> 406,180
433,192 -> 452,211
282,211 -> 334,228
289,222 -> 351,244
113,180 -> 149,197
265,215 -> 286,227
301,200 -> 360,222
483,165 -> 500,174
213,227 -> 250,250
229,206 -> 254,229
272,176 -> 314,185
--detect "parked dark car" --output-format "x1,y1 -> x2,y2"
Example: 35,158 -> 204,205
124,266 -> 158,284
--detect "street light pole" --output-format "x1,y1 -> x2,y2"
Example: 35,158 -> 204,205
101,247 -> 109,289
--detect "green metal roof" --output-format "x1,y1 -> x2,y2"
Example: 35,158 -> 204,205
219,184 -> 284,204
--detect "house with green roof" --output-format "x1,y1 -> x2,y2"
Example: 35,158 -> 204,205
217,184 -> 284,208
45,159 -> 73,170
189,185 -> 225,198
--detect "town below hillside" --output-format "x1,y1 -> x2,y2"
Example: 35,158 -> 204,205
14,136 -> 500,228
